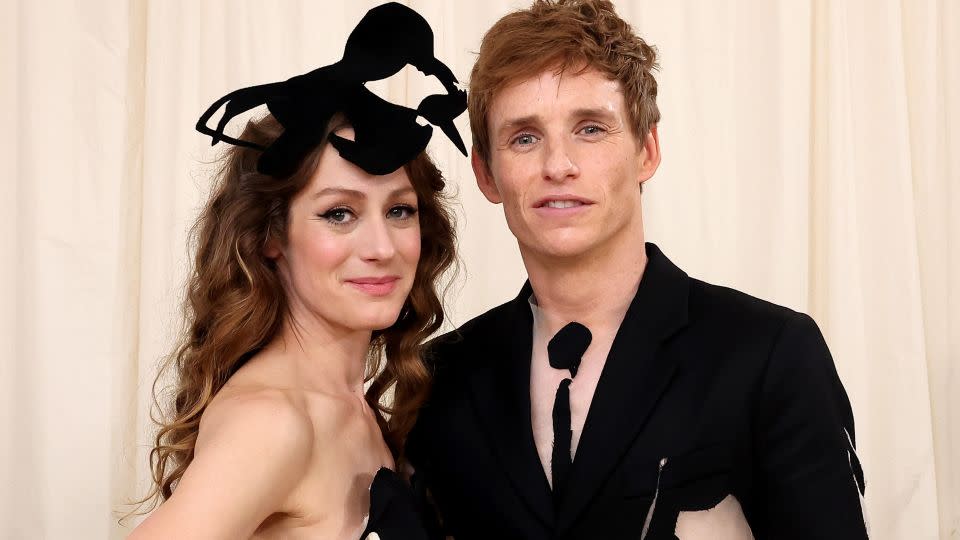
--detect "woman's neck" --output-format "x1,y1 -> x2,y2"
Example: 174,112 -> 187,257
270,307 -> 372,396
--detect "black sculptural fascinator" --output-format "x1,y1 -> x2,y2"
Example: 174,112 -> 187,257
196,2 -> 467,178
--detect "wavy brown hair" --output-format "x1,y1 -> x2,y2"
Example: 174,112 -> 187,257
137,115 -> 455,511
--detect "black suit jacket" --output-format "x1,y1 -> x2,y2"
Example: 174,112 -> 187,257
407,243 -> 868,539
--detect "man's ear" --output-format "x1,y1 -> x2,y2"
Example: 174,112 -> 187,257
637,124 -> 661,186
472,148 -> 503,204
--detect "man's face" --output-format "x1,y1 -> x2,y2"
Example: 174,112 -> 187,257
474,67 -> 660,262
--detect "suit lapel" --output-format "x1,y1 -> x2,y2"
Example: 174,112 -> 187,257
467,282 -> 555,528
556,243 -> 690,533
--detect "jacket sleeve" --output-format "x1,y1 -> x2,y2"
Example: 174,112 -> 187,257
754,312 -> 869,539
403,338 -> 451,540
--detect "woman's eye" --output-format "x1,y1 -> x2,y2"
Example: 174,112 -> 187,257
319,207 -> 356,225
387,205 -> 418,220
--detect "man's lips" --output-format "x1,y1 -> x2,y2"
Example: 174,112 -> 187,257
345,276 -> 400,296
533,195 -> 594,212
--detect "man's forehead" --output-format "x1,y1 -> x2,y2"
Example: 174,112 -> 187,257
489,68 -> 626,122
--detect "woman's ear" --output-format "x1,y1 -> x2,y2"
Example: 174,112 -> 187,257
263,236 -> 282,259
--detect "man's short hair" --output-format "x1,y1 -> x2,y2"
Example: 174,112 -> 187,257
468,0 -> 661,164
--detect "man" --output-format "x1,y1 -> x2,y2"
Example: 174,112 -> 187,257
407,1 -> 868,538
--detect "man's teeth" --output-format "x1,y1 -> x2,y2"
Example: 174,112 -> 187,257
544,200 -> 583,209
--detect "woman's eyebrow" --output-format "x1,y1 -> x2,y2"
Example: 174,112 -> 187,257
312,187 -> 364,199
390,186 -> 416,198
312,186 -> 416,199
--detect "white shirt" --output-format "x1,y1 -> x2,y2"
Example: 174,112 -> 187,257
528,287 -> 636,487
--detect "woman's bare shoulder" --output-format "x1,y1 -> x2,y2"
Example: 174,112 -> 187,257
199,386 -> 314,450
128,387 -> 315,539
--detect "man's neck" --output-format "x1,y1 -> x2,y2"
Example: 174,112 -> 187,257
522,229 -> 648,331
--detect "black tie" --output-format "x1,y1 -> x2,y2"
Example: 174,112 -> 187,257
547,322 -> 592,499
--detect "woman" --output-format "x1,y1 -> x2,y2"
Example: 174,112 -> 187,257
129,4 -> 464,538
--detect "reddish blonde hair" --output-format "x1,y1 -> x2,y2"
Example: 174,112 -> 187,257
468,0 -> 660,162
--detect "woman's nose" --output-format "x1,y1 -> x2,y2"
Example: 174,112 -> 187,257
357,217 -> 397,262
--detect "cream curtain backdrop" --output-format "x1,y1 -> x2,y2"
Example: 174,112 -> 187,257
2,0 -> 956,538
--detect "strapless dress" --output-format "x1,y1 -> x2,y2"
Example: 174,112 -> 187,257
359,467 -> 433,540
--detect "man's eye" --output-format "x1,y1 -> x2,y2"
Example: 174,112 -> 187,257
388,205 -> 418,219
580,125 -> 605,135
513,133 -> 539,146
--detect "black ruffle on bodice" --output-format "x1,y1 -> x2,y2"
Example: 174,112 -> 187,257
359,468 -> 432,540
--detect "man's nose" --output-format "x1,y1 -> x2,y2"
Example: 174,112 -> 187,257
542,139 -> 580,182
357,217 -> 397,262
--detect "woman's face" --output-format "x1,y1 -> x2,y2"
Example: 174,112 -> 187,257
272,128 -> 421,334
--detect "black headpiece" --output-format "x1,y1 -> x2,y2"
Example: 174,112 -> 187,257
195,2 -> 467,177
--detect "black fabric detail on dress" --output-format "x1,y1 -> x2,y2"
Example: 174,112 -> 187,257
361,468 -> 430,540
195,2 -> 467,178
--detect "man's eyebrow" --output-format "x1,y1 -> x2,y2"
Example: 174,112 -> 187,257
496,108 -> 618,137
496,115 -> 540,137
501,115 -> 539,128
571,107 -> 617,121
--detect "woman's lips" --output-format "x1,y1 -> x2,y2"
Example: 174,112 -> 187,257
346,276 -> 400,296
